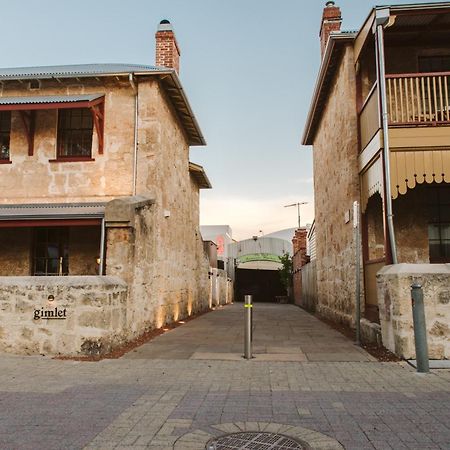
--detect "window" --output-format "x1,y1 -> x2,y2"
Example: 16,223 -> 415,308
57,108 -> 93,158
428,186 -> 450,263
0,111 -> 11,160
33,227 -> 69,275
419,55 -> 450,73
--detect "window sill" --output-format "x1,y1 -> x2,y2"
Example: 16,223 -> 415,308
49,157 -> 95,163
0,159 -> 12,164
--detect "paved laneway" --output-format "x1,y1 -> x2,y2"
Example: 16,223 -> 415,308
125,303 -> 374,362
0,304 -> 450,449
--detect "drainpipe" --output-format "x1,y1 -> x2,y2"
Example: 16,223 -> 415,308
374,9 -> 398,264
129,73 -> 138,196
99,218 -> 106,275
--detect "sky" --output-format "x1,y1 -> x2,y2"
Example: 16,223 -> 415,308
1,0 -> 443,240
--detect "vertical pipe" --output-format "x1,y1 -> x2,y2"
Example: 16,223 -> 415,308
411,283 -> 429,373
99,218 -> 105,275
129,74 -> 138,196
354,201 -> 361,345
244,295 -> 253,359
376,23 -> 398,264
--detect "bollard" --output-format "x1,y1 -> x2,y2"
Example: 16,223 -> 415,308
244,295 -> 253,359
411,283 -> 429,373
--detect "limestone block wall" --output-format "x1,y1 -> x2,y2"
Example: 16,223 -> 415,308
0,78 -> 136,204
0,228 -> 32,275
0,276 -> 128,356
133,81 -> 210,325
377,264 -> 450,359
311,45 -> 360,325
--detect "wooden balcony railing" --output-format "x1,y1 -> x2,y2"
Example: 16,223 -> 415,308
387,72 -> 450,125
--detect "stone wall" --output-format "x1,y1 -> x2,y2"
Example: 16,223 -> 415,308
0,228 -> 32,275
0,79 -> 136,204
0,276 -> 128,356
377,264 -> 450,359
0,76 -> 211,354
209,268 -> 233,308
311,45 -> 360,326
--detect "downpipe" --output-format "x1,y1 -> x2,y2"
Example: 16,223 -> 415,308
375,13 -> 398,264
129,73 -> 138,196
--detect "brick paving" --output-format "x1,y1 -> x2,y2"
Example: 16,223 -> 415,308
0,304 -> 449,449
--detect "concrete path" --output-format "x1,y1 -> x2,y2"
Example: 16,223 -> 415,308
1,304 -> 450,449
125,303 -> 374,362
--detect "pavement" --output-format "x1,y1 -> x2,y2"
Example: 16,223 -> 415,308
0,303 -> 449,450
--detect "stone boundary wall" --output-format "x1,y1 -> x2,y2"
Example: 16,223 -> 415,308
210,268 -> 233,307
377,264 -> 450,359
0,276 -> 128,356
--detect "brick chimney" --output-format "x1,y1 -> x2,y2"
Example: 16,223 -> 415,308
155,19 -> 181,74
320,1 -> 342,57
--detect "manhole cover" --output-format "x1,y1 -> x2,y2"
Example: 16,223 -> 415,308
206,431 -> 306,450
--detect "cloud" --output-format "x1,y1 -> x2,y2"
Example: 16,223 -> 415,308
200,194 -> 315,241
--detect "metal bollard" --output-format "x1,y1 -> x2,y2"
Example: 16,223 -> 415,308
244,295 -> 253,359
411,283 -> 429,373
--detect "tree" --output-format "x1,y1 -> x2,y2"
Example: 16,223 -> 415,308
278,252 -> 293,298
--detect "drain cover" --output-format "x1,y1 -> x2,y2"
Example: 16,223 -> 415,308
206,432 -> 305,449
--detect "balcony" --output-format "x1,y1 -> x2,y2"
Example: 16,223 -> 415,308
387,72 -> 450,126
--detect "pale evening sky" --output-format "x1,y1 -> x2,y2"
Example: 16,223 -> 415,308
0,0 -> 442,240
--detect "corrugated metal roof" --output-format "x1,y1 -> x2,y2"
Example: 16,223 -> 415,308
0,94 -> 103,105
0,202 -> 106,220
0,64 -> 167,80
228,237 -> 293,259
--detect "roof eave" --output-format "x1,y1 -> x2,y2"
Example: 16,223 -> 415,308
155,71 -> 206,147
189,162 -> 212,189
302,33 -> 355,146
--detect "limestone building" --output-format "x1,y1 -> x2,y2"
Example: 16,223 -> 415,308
0,21 -> 214,356
300,2 -> 450,359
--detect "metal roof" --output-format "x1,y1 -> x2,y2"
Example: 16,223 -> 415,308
0,64 -> 166,80
0,202 -> 106,220
0,63 -> 206,146
0,94 -> 103,105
